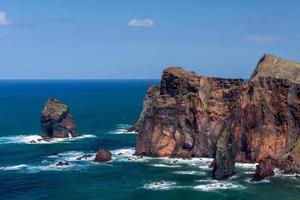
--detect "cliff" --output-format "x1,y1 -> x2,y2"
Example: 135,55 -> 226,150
132,54 -> 300,180
133,66 -> 245,157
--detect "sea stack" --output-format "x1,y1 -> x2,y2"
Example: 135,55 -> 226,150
132,54 -> 300,180
41,97 -> 78,138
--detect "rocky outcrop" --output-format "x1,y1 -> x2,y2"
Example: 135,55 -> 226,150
41,97 -> 78,138
133,67 -> 245,157
213,55 -> 300,179
132,54 -> 300,180
276,139 -> 300,174
94,149 -> 112,163
253,156 -> 275,181
250,54 -> 300,84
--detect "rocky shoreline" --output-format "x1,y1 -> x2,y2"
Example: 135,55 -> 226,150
131,54 -> 300,180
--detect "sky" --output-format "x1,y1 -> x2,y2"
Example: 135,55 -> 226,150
0,0 -> 300,79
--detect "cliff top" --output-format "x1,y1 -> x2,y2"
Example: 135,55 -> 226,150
250,54 -> 300,83
42,97 -> 69,118
163,67 -> 198,79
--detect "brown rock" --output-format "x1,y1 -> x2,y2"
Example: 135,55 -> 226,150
132,67 -> 245,158
253,156 -> 275,181
41,97 -> 78,138
94,149 -> 112,163
132,54 -> 300,180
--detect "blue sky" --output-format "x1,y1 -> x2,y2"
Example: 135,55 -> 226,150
0,0 -> 300,79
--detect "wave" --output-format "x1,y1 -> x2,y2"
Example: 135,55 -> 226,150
0,134 -> 96,145
143,181 -> 178,190
245,178 -> 270,184
108,124 -> 138,134
235,162 -> 257,170
150,164 -> 181,168
194,180 -> 245,191
48,151 -> 95,162
0,164 -> 28,171
111,148 -> 150,162
0,150 -> 96,173
173,170 -> 205,175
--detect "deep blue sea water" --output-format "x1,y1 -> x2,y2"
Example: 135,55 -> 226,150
0,80 -> 299,200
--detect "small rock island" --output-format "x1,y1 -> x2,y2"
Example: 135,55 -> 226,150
131,54 -> 300,180
41,97 -> 78,138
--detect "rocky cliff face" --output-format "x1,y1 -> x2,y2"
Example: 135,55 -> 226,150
132,54 -> 300,180
133,67 -> 245,157
213,54 -> 300,179
41,97 -> 78,138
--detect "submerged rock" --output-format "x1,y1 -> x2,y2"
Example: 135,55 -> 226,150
76,154 -> 93,160
56,161 -> 70,166
132,54 -> 300,180
94,149 -> 112,163
41,97 -> 78,139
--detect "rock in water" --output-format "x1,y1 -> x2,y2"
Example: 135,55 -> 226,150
132,54 -> 300,180
94,149 -> 112,163
41,97 -> 78,138
253,156 -> 275,181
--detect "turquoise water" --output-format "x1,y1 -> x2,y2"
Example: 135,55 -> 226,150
0,80 -> 299,200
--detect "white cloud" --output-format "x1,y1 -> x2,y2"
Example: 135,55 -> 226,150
128,19 -> 155,27
246,34 -> 278,45
0,11 -> 10,26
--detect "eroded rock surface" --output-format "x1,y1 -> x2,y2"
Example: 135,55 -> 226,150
132,54 -> 300,180
213,55 -> 300,179
133,67 -> 245,157
41,97 -> 77,138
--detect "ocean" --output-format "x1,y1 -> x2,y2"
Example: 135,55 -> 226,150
0,80 -> 299,200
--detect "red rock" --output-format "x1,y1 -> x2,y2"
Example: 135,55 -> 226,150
253,156 -> 275,181
94,149 -> 112,163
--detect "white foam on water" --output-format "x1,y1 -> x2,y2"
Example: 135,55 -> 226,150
150,164 -> 182,168
173,170 -> 205,175
0,163 -> 74,172
157,157 -> 213,169
111,148 -> 150,163
0,164 -> 28,171
194,181 -> 245,191
243,171 -> 255,175
113,128 -> 137,134
0,134 -> 96,145
245,178 -> 270,184
108,124 -> 138,134
273,169 -> 300,179
235,162 -> 257,170
54,151 -> 95,162
143,181 -> 178,190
